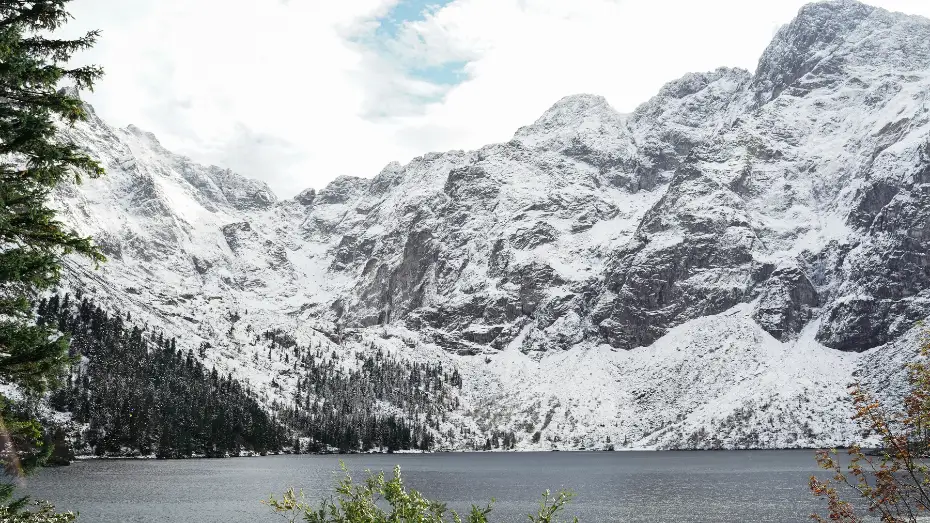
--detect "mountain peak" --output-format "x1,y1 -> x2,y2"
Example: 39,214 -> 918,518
651,67 -> 750,101
125,124 -> 164,148
753,0 -> 877,103
532,94 -> 616,123
629,67 -> 750,128
316,175 -> 370,205
512,93 -> 627,151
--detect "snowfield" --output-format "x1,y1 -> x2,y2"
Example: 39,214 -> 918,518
52,0 -> 930,449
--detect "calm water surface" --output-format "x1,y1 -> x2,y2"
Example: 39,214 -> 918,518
20,450 -> 831,522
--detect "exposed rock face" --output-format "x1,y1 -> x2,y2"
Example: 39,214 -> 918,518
753,0 -> 877,104
510,222 -> 559,249
317,175 -> 369,205
752,264 -> 819,341
51,0 -> 930,449
592,163 -> 761,349
221,222 -> 253,253
295,188 -> 316,206
816,166 -> 930,350
355,228 -> 438,326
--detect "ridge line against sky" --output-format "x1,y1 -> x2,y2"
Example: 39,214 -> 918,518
65,0 -> 930,198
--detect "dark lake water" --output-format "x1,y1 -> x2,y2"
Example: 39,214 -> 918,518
19,450 -> 835,522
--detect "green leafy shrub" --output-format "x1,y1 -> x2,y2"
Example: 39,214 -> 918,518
264,463 -> 578,523
0,485 -> 75,523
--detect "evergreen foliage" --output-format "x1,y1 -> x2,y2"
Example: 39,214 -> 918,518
480,430 -> 518,451
0,0 -> 103,518
40,294 -> 288,458
0,0 -> 103,397
43,294 -> 471,457
272,338 -> 462,452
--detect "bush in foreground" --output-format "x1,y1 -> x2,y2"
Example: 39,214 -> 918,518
810,332 -> 930,522
0,485 -> 75,523
264,463 -> 578,523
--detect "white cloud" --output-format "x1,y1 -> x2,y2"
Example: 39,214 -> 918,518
64,0 -> 930,198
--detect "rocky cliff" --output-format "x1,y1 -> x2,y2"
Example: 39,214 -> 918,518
52,0 -> 930,449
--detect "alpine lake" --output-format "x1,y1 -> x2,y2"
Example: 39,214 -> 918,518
18,450 -> 838,522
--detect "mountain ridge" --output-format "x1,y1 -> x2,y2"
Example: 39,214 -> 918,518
49,0 -> 930,450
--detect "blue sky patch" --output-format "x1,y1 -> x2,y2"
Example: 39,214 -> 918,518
375,0 -> 453,40
345,0 -> 470,114
409,60 -> 469,86
364,0 -> 469,90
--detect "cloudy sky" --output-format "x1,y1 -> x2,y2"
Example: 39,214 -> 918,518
64,0 -> 930,197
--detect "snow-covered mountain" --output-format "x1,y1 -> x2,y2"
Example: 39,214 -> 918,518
52,0 -> 930,449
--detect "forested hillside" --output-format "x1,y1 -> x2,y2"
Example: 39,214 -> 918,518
275,339 -> 463,452
39,294 -> 287,457
38,294 -> 468,455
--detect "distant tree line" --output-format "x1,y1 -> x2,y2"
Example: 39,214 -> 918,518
482,430 -> 518,451
262,331 -> 463,452
39,294 -> 288,458
37,294 -> 474,456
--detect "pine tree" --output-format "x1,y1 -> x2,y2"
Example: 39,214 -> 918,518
0,0 -> 102,515
44,295 -> 288,459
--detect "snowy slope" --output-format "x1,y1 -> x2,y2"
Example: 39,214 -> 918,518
51,0 -> 930,449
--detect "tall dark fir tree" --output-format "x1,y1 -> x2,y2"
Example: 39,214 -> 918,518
0,0 -> 103,518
